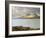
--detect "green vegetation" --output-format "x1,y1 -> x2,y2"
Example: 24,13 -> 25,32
12,26 -> 40,31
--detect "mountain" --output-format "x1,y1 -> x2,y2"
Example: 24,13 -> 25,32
12,13 -> 40,19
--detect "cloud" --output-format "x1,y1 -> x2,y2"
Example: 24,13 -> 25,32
12,6 -> 40,18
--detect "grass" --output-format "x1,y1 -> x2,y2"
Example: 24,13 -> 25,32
12,26 -> 40,31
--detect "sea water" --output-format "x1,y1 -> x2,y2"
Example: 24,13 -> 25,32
12,19 -> 40,28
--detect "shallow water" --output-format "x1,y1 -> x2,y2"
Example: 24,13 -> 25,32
12,19 -> 40,28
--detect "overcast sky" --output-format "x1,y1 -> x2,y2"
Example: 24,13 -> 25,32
12,6 -> 40,18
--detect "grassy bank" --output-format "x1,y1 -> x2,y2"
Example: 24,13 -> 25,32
12,26 -> 40,31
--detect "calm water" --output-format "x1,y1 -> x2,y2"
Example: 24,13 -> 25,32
12,19 -> 40,28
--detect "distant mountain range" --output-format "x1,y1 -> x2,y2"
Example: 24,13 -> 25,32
12,13 -> 40,19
